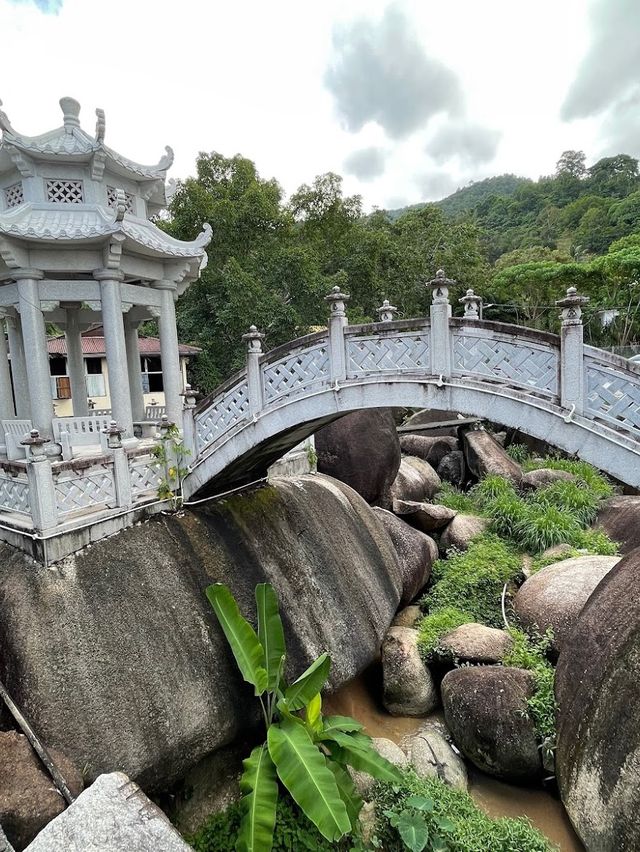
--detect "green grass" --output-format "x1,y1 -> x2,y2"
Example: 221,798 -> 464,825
417,606 -> 474,661
434,482 -> 480,514
506,442 -> 530,464
503,628 -> 557,750
531,480 -> 600,526
573,528 -> 619,555
370,771 -> 556,851
422,534 -> 522,628
469,475 -> 518,508
522,457 -> 614,499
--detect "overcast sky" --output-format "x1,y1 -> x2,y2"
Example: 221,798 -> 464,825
1,0 -> 638,211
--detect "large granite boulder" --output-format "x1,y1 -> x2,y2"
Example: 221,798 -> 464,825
0,826 -> 13,852
401,722 -> 467,790
392,500 -> 456,533
0,475 -> 402,793
373,509 -> 437,605
437,623 -> 513,664
439,514 -> 489,553
24,773 -> 191,852
514,555 -> 619,657
521,468 -> 576,489
556,546 -> 640,851
315,409 -> 401,505
437,450 -> 466,487
462,429 -> 523,485
390,457 -> 441,503
0,732 -> 83,851
596,495 -> 640,554
441,666 -> 541,781
399,435 -> 457,466
382,627 -> 438,716
350,738 -> 408,797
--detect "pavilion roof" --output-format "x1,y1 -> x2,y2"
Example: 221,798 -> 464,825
47,334 -> 201,357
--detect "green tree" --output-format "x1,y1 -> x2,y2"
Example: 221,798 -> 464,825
555,150 -> 586,179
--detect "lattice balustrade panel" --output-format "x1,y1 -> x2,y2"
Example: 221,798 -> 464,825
0,474 -> 30,514
196,382 -> 250,449
55,467 -> 116,514
4,182 -> 24,209
347,333 -> 430,375
453,333 -> 558,394
262,345 -> 330,402
46,179 -> 84,204
129,458 -> 162,498
106,185 -> 135,214
585,358 -> 640,432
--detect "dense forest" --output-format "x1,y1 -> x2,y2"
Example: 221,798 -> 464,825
166,150 -> 640,393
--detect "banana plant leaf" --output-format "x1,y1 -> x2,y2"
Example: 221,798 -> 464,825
237,744 -> 278,852
267,717 -> 351,842
321,716 -> 363,735
322,731 -> 403,783
282,652 -> 331,711
255,583 -> 286,689
206,583 -> 268,695
327,760 -> 363,831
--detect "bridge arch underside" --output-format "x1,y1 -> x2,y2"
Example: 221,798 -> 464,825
184,375 -> 640,498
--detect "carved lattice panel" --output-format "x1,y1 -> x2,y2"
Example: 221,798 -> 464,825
196,382 -> 250,449
453,334 -> 558,394
55,468 -> 116,514
262,345 -> 330,402
129,458 -> 162,498
4,182 -> 24,209
0,475 -> 30,514
347,333 -> 430,375
46,179 -> 84,204
585,359 -> 640,432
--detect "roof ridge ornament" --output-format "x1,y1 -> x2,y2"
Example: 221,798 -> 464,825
59,96 -> 81,132
0,99 -> 16,135
95,108 -> 106,143
158,146 -> 174,171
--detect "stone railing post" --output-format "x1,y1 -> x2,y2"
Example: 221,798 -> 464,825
376,299 -> 398,322
21,430 -> 58,533
104,420 -> 132,508
459,288 -> 482,321
556,287 -> 589,415
242,326 -> 265,417
325,285 -> 350,386
181,384 -> 198,457
428,269 -> 453,378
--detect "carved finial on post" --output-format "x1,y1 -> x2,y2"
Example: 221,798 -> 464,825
325,285 -> 350,320
428,269 -> 455,305
376,299 -> 398,322
459,288 -> 481,321
21,428 -> 50,461
103,419 -> 124,449
243,326 -> 265,417
556,286 -> 589,326
181,383 -> 197,409
242,324 -> 265,353
428,270 -> 454,378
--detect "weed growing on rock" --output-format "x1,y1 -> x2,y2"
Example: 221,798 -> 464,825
416,607 -> 474,661
433,483 -> 479,514
573,528 -> 619,555
469,475 -> 517,508
513,505 -> 582,553
531,481 -> 600,527
506,443 -> 530,464
522,458 -> 614,499
503,628 -> 556,753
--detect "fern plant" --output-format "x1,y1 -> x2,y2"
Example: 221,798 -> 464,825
206,583 -> 402,851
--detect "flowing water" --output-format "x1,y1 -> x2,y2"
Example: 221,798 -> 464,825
325,668 -> 583,852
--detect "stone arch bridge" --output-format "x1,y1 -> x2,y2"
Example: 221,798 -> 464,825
183,273 -> 640,498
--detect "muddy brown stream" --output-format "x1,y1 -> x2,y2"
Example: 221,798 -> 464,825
325,669 -> 583,852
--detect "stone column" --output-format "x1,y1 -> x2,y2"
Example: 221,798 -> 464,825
65,307 -> 89,417
428,269 -> 453,378
94,270 -> 133,436
0,316 -> 15,420
242,326 -> 265,417
155,280 -> 183,426
556,287 -> 589,415
6,315 -> 29,419
325,285 -> 350,386
124,320 -> 145,422
15,269 -> 54,436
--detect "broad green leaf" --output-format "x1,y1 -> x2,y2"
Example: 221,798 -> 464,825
206,584 -> 268,695
324,731 -> 403,783
406,795 -> 434,813
255,583 -> 286,689
267,718 -> 350,842
436,816 -> 456,833
322,715 -> 363,735
283,653 -> 331,711
237,744 -> 278,852
305,692 -> 322,735
396,811 -> 429,852
327,761 -> 363,830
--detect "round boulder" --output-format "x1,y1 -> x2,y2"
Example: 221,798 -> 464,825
373,508 -> 437,605
315,409 -> 401,505
350,737 -> 409,797
392,605 -> 422,629
514,555 -> 619,657
439,514 -> 489,553
521,468 -> 576,489
462,429 -> 523,485
401,722 -> 468,790
0,731 -> 83,850
392,500 -> 456,533
399,435 -> 457,466
441,666 -> 542,781
382,627 -> 439,716
556,546 -> 640,851
596,495 -> 640,554
390,457 -> 441,503
437,450 -> 466,488
437,623 -> 513,664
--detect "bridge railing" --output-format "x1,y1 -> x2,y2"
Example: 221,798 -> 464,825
191,271 -> 640,458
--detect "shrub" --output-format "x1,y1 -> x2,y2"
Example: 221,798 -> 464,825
370,771 -> 556,851
433,483 -> 479,514
514,504 -> 582,554
573,528 -> 619,555
422,535 -> 522,628
506,442 -> 530,464
485,493 -> 531,540
470,475 -> 517,508
532,480 -> 600,526
416,607 -> 474,661
503,628 -> 556,749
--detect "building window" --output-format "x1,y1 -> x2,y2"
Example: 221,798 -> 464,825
49,356 -> 71,399
85,357 -> 106,397
106,185 -> 135,214
46,179 -> 84,204
141,356 -> 164,393
4,182 -> 24,209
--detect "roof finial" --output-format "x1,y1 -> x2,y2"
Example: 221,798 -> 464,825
0,99 -> 15,135
59,97 -> 81,132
